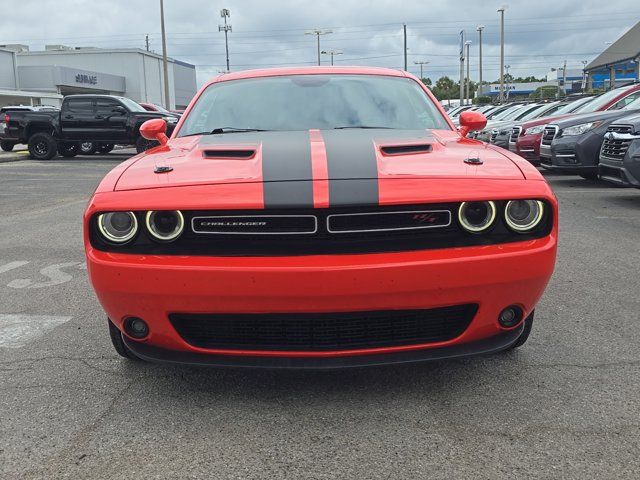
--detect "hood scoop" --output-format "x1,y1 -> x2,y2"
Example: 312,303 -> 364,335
203,148 -> 256,159
380,144 -> 432,156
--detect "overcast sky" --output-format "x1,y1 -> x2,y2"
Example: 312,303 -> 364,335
1,0 -> 639,86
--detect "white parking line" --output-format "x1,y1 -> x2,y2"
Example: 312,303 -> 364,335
0,261 -> 30,275
0,314 -> 72,348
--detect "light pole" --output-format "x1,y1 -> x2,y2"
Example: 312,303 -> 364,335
159,0 -> 170,109
476,25 -> 484,98
465,41 -> 471,105
581,60 -> 588,90
321,50 -> 343,66
505,64 -> 511,101
459,30 -> 464,106
497,6 -> 507,103
403,24 -> 408,71
414,60 -> 429,80
219,8 -> 232,72
305,29 -> 332,66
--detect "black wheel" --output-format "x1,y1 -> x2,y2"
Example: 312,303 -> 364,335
1,141 -> 15,152
504,311 -> 534,351
97,143 -> 115,154
58,142 -> 80,158
108,319 -> 140,360
28,132 -> 58,160
579,172 -> 599,180
136,136 -> 158,153
79,142 -> 96,155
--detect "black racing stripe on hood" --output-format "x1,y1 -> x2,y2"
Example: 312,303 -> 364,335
322,130 -> 379,206
199,131 -> 314,209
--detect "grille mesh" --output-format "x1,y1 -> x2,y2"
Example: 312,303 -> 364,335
169,304 -> 478,352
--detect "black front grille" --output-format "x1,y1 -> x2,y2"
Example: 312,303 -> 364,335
600,125 -> 634,160
541,126 -> 557,145
169,304 -> 478,352
489,130 -> 498,143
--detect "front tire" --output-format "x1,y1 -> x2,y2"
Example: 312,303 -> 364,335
136,136 -> 158,153
97,143 -> 115,154
58,142 -> 80,158
1,141 -> 15,152
28,132 -> 58,160
79,142 -> 96,155
504,311 -> 534,351
108,319 -> 140,360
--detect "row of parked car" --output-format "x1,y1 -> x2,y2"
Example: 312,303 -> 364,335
0,98 -> 182,159
448,82 -> 640,189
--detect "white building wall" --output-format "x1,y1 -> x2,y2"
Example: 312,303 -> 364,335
0,49 -> 18,89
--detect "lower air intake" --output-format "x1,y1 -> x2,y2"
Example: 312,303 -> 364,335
169,304 -> 478,352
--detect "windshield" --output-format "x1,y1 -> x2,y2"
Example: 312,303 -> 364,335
622,97 -> 640,111
574,89 -> 628,113
520,103 -> 557,121
178,75 -> 450,136
491,105 -> 524,120
554,97 -> 594,114
117,97 -> 147,113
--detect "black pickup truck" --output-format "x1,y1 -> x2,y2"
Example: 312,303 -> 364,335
0,95 -> 178,159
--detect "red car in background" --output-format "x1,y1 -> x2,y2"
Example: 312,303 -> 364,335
85,67 -> 557,368
510,84 -> 640,164
139,102 -> 182,119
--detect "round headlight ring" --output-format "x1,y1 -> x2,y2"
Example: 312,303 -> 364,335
97,211 -> 138,244
145,210 -> 184,241
458,201 -> 497,233
505,200 -> 545,232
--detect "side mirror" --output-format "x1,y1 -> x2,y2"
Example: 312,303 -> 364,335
112,106 -> 127,115
140,118 -> 169,146
458,110 -> 487,137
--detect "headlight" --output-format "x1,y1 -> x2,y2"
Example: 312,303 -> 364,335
458,201 -> 497,233
97,212 -> 138,244
561,121 -> 602,136
524,125 -> 545,135
504,200 -> 545,232
145,210 -> 184,241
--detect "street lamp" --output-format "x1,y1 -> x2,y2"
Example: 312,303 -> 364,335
497,5 -> 508,103
505,64 -> 511,101
159,0 -> 170,109
321,49 -> 343,66
218,8 -> 232,73
414,60 -> 429,80
464,41 -> 472,105
476,25 -> 484,97
305,29 -> 333,66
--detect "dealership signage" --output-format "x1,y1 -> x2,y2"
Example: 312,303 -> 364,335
75,73 -> 98,85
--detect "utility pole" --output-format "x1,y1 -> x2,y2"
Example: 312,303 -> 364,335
219,8 -> 232,72
505,64 -> 511,101
465,41 -> 471,105
497,6 -> 507,103
305,29 -> 332,66
403,24 -> 408,71
476,25 -> 484,98
459,30 -> 464,106
321,50 -> 343,66
414,60 -> 429,80
159,0 -> 170,109
581,60 -> 588,91
562,59 -> 567,96
145,34 -> 150,52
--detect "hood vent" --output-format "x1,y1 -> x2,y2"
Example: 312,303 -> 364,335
203,149 -> 256,159
380,144 -> 432,156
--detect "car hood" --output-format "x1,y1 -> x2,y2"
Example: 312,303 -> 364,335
609,111 -> 640,129
553,109 -> 640,128
114,129 -> 524,192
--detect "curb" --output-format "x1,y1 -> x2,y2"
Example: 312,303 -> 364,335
0,151 -> 29,163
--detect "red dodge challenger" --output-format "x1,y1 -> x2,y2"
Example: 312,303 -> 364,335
84,67 -> 558,368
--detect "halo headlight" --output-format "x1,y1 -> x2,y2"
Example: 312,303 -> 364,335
97,212 -> 138,244
458,201 -> 497,233
505,200 -> 545,232
145,210 -> 184,241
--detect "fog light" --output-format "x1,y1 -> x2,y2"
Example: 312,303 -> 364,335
498,306 -> 524,328
124,317 -> 149,339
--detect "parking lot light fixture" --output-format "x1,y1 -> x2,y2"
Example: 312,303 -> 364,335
305,29 -> 333,66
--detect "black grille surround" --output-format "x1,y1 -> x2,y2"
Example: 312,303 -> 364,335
168,304 -> 478,352
89,202 -> 554,256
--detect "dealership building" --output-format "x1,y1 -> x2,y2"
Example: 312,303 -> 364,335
0,45 -> 197,109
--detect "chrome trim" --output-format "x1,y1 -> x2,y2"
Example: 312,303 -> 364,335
604,131 -> 640,141
555,154 -> 576,158
326,210 -> 452,234
191,215 -> 318,235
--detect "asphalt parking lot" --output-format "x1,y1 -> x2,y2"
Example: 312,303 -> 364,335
1,154 -> 639,479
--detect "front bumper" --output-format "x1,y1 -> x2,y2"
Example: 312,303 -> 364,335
510,134 -> 542,165
87,235 -> 557,365
539,133 -> 602,173
599,139 -> 640,188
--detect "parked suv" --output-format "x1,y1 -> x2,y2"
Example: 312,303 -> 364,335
0,95 -> 177,160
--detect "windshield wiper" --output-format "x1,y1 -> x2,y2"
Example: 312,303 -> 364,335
180,127 -> 268,138
333,125 -> 395,129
